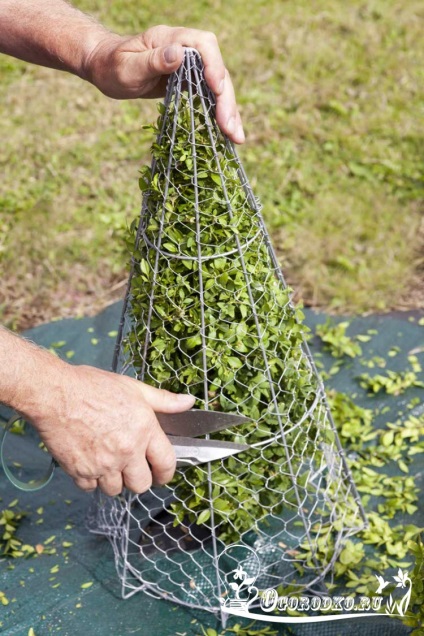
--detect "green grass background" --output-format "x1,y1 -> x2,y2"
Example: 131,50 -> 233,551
0,0 -> 423,329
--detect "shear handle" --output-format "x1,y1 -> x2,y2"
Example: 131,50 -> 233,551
1,415 -> 57,492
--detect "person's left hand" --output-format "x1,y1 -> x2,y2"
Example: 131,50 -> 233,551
83,25 -> 245,144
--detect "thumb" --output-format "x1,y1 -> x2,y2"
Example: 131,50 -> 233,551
138,383 -> 195,413
142,44 -> 184,80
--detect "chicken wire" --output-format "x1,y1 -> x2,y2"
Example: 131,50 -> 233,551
87,48 -> 367,617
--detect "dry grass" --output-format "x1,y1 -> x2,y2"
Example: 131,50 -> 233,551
0,68 -> 156,328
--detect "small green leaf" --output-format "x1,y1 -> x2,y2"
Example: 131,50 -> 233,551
227,357 -> 243,369
210,173 -> 222,186
196,509 -> 211,525
81,581 -> 94,589
163,242 -> 177,253
381,431 -> 394,447
186,335 -> 202,349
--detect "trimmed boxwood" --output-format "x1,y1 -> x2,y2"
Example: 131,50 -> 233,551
125,96 -> 327,543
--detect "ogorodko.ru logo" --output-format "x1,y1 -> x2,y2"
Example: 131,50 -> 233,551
261,590 -> 383,614
217,544 -> 413,624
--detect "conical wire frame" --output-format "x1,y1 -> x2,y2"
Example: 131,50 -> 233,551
87,48 -> 367,615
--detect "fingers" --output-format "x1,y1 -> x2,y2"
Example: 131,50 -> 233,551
174,29 -> 244,144
183,30 -> 225,94
120,383 -> 182,491
138,383 -> 195,413
74,476 -> 98,492
125,44 -> 185,87
123,425 -> 176,492
214,68 -> 245,144
98,472 -> 124,497
145,26 -> 245,144
146,428 -> 177,486
185,32 -> 245,144
122,456 -> 153,494
90,26 -> 245,142
123,409 -> 176,490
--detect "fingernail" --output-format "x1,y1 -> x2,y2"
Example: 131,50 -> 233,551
164,45 -> 178,64
218,78 -> 225,94
227,116 -> 236,135
236,124 -> 246,143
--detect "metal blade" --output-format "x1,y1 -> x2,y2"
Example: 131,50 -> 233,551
157,409 -> 251,437
170,436 -> 249,467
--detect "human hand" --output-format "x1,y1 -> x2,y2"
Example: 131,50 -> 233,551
84,25 -> 245,144
32,364 -> 195,496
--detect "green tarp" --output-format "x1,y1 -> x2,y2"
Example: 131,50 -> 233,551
0,302 -> 422,635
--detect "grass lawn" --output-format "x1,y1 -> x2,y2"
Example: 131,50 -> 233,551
0,0 -> 423,329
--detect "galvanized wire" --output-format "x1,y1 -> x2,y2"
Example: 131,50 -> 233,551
87,48 -> 367,618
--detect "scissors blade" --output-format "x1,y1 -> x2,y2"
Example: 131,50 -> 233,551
157,409 -> 251,437
170,436 -> 249,467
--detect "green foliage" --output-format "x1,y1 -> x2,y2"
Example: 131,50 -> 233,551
402,535 -> 424,634
191,333 -> 424,629
126,95 -> 326,542
307,384 -> 424,608
316,320 -> 364,358
327,390 -> 375,450
0,502 -> 35,558
0,506 -> 23,557
358,355 -> 424,395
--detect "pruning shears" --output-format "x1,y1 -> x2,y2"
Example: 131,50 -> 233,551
0,409 -> 250,492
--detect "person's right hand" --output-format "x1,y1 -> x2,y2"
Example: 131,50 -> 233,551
83,25 -> 245,144
29,364 -> 195,496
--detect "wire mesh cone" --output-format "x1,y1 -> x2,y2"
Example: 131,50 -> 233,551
88,48 -> 367,614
